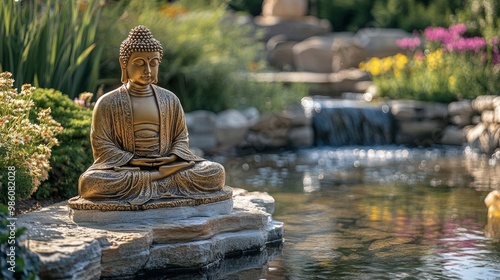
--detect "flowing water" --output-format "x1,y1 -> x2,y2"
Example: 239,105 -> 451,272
214,146 -> 500,279
303,98 -> 394,146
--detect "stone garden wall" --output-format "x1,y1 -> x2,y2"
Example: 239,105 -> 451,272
187,96 -> 500,155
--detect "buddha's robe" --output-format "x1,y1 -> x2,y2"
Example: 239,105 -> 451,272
78,85 -> 225,205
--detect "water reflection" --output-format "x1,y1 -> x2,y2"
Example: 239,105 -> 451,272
218,146 -> 500,279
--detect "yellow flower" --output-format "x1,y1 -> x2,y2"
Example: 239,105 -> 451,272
365,57 -> 382,76
448,75 -> 456,88
381,57 -> 393,73
394,53 -> 408,70
426,49 -> 443,71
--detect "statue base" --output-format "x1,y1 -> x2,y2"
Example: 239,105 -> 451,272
67,185 -> 233,211
70,197 -> 233,224
17,188 -> 283,279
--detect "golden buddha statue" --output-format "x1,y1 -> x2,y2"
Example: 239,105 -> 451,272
69,26 -> 229,209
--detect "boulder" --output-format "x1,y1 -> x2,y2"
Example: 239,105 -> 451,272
331,36 -> 365,72
215,109 -> 250,151
251,112 -> 292,131
254,16 -> 331,42
390,101 -> 448,121
472,95 -> 499,112
186,110 -> 218,151
391,103 -> 418,121
397,120 -> 447,137
240,107 -> 261,127
449,100 -> 475,127
465,123 -> 500,153
450,114 -> 473,127
293,35 -> 335,73
244,130 -> 289,150
496,106 -> 500,123
293,34 -> 360,73
284,103 -> 311,126
440,125 -> 466,146
482,110 -> 496,124
266,36 -> 298,70
356,28 -> 413,58
395,119 -> 447,146
448,100 -> 474,116
262,0 -> 308,19
422,103 -> 449,120
288,126 -> 314,147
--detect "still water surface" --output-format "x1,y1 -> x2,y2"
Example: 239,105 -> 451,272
217,146 -> 500,279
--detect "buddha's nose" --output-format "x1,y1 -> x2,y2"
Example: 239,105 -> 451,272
144,64 -> 151,74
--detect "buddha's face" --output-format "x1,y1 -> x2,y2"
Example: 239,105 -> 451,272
123,51 -> 160,88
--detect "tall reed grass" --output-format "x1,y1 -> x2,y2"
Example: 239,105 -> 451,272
0,0 -> 104,98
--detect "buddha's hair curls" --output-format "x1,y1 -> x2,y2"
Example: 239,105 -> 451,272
119,25 -> 163,65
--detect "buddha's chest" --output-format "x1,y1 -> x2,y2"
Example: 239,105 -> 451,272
130,95 -> 160,124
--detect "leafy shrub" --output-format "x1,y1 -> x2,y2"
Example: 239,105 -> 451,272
0,72 -> 62,201
31,89 -> 93,199
0,0 -> 105,99
316,0 -> 463,32
0,205 -> 40,279
0,167 -> 33,206
98,0 -> 306,112
228,0 -> 263,16
360,23 -> 500,102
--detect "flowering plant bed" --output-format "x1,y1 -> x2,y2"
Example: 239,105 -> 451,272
360,24 -> 500,102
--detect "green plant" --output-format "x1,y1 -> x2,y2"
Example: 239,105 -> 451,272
316,0 -> 463,32
0,0 -> 105,99
99,0 -> 306,112
0,205 -> 40,279
228,0 -> 263,16
456,0 -> 500,40
0,72 -> 62,200
31,89 -> 93,199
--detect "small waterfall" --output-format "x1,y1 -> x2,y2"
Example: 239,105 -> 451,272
303,97 -> 394,146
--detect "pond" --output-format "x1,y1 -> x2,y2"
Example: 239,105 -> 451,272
216,145 -> 500,279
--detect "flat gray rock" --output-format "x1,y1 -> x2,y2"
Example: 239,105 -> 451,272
17,188 -> 283,279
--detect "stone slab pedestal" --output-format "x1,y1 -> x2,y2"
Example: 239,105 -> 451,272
17,188 -> 284,279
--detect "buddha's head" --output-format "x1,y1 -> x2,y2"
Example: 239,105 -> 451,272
119,25 -> 163,86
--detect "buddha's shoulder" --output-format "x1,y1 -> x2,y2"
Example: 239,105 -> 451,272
100,87 -> 123,99
95,87 -> 124,105
152,85 -> 178,99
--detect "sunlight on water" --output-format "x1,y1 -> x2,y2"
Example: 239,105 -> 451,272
217,146 -> 500,279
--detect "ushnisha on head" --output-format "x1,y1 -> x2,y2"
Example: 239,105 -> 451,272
119,25 -> 163,84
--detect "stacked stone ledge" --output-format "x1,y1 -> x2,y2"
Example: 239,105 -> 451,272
390,100 -> 449,146
186,103 -> 314,154
187,95 -> 500,154
465,95 -> 500,154
17,189 -> 283,279
388,96 -> 500,154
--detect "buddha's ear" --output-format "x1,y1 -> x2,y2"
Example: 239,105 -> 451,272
119,58 -> 128,84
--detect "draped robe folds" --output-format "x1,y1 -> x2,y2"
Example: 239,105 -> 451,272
78,85 -> 225,205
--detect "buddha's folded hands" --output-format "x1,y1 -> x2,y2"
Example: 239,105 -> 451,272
151,161 -> 195,181
129,154 -> 177,167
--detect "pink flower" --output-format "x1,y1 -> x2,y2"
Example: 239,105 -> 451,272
490,36 -> 499,46
424,26 -> 450,43
397,37 -> 421,50
448,23 -> 467,35
446,37 -> 486,52
414,50 -> 425,60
